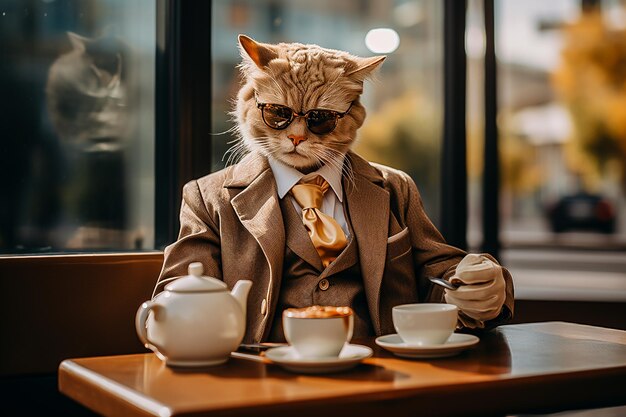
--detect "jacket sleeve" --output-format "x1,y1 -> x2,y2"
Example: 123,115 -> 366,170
402,173 -> 465,303
402,173 -> 514,329
152,180 -> 222,298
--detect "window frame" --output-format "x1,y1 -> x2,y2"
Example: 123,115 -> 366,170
155,0 -> 212,249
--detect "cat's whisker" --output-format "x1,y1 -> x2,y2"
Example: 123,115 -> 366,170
316,147 -> 344,169
211,125 -> 239,136
317,153 -> 343,174
310,147 -> 343,177
224,147 -> 244,167
223,135 -> 256,167
315,147 -> 356,190
224,134 -> 284,167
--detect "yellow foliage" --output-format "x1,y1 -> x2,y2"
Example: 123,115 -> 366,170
358,91 -> 543,196
355,91 -> 441,211
355,91 -> 440,178
552,10 -> 626,180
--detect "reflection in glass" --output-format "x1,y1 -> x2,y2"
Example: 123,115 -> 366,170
0,1 -> 155,253
467,0 -> 626,249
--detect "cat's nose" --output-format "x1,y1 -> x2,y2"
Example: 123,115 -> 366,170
288,134 -> 307,146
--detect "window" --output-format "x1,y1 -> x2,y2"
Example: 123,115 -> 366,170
0,0 -> 156,254
468,0 -> 626,250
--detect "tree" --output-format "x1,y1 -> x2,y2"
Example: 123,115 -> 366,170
553,11 -> 626,188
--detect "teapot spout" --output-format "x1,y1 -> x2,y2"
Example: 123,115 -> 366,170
231,280 -> 253,318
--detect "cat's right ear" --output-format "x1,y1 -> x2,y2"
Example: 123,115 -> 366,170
238,35 -> 278,70
67,32 -> 88,52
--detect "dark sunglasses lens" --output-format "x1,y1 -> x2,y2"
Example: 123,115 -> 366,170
262,104 -> 293,129
306,110 -> 338,134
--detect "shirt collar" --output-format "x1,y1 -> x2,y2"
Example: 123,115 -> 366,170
268,156 -> 345,202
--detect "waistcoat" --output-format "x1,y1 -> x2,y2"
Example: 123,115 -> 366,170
267,196 -> 374,342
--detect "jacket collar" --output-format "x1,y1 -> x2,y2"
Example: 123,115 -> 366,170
346,152 -> 385,186
223,152 -> 271,188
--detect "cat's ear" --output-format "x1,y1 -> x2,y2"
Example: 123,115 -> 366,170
345,55 -> 386,79
238,34 -> 278,70
67,32 -> 88,52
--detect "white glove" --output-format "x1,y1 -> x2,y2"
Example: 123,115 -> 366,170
444,254 -> 506,323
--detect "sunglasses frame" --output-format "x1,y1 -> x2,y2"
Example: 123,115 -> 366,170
254,92 -> 353,135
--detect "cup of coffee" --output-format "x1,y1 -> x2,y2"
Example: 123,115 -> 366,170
392,303 -> 458,346
283,305 -> 354,358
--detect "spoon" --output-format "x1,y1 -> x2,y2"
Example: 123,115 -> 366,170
427,276 -> 461,291
239,342 -> 287,352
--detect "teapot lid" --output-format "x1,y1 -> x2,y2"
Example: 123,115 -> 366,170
164,262 -> 228,293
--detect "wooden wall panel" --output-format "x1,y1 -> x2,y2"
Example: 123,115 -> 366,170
0,253 -> 163,376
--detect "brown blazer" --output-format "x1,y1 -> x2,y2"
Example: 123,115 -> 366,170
156,152 -> 514,343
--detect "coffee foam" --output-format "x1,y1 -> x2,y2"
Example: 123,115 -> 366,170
283,305 -> 353,319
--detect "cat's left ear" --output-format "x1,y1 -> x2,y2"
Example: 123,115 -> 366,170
345,55 -> 386,79
67,32 -> 89,52
238,34 -> 278,70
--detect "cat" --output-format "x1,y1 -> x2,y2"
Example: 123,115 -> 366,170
155,35 -> 513,340
46,32 -> 129,150
228,35 -> 385,177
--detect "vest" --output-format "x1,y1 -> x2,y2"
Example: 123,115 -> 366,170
267,196 -> 375,342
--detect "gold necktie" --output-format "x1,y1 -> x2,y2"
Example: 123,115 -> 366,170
290,176 -> 348,268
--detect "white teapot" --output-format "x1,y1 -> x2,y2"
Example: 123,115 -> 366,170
135,262 -> 252,367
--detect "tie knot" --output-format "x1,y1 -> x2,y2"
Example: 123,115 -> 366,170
290,175 -> 329,210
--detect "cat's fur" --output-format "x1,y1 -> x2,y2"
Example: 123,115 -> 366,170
231,35 -> 384,176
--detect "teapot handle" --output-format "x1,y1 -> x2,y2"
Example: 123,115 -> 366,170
135,301 -> 162,349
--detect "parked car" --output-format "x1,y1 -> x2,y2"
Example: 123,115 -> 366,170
547,192 -> 616,234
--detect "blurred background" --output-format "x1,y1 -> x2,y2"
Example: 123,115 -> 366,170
1,0 -> 625,299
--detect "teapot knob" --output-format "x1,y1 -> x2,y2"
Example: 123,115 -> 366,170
189,262 -> 204,277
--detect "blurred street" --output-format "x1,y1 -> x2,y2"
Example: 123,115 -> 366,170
502,248 -> 626,301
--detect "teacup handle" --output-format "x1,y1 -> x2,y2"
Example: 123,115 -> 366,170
135,301 -> 163,350
346,314 -> 354,342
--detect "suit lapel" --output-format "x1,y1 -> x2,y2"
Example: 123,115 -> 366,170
345,153 -> 390,335
226,153 -> 285,341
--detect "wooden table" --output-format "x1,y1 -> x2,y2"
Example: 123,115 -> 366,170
59,322 -> 626,417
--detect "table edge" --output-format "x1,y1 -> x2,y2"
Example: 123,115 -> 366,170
59,359 -> 173,417
58,355 -> 626,417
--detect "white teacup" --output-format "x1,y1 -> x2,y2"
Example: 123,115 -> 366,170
392,303 -> 458,346
283,306 -> 354,359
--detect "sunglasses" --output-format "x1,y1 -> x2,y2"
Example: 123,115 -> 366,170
255,93 -> 353,135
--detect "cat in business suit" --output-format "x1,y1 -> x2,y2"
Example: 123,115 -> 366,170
155,35 -> 514,343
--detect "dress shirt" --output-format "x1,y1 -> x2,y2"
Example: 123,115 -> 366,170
268,156 -> 350,239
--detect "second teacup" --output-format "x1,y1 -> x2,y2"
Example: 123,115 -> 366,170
283,306 -> 354,359
392,303 -> 458,346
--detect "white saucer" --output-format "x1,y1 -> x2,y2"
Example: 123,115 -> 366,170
265,343 -> 372,374
375,333 -> 479,359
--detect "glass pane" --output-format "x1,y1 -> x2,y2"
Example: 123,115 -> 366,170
211,0 -> 444,225
0,0 -> 155,253
469,0 -> 626,249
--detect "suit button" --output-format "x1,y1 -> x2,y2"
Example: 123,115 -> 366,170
261,298 -> 267,315
318,279 -> 330,291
